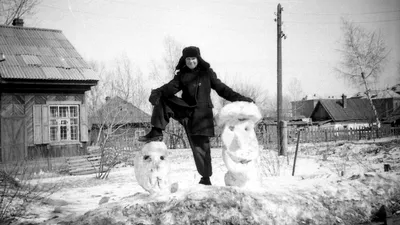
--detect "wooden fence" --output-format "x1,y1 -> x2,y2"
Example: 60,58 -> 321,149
210,126 -> 400,149
2,126 -> 399,174
287,126 -> 400,144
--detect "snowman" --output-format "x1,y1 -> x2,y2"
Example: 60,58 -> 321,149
134,141 -> 177,196
217,101 -> 262,189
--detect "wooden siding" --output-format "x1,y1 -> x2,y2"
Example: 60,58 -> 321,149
312,103 -> 330,121
25,95 -> 35,145
0,93 -> 88,161
27,144 -> 86,159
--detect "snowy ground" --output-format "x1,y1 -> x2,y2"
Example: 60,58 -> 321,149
10,137 -> 400,224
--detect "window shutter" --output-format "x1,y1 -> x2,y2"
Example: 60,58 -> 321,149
42,105 -> 49,143
80,104 -> 89,142
33,105 -> 43,144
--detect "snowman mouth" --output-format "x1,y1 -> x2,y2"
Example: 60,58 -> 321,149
227,151 -> 252,164
239,159 -> 252,164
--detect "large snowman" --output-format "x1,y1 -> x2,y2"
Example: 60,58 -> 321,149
217,101 -> 262,189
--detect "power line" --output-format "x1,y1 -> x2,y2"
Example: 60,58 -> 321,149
286,9 -> 400,16
39,3 -> 400,27
286,17 -> 400,24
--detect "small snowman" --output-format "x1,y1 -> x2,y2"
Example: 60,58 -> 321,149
134,141 -> 178,196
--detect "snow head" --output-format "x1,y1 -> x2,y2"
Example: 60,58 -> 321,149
134,141 -> 173,195
217,101 -> 263,189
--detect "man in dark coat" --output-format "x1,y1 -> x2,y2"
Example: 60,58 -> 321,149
139,46 -> 253,185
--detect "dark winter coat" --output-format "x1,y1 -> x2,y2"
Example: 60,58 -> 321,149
156,67 -> 251,136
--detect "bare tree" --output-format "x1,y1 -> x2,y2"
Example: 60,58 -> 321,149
215,73 -> 270,116
286,77 -> 305,119
109,54 -> 137,102
266,93 -> 291,120
85,60 -> 108,118
91,98 -> 132,179
397,62 -> 400,83
163,35 -> 184,75
335,19 -> 390,128
0,0 -> 41,25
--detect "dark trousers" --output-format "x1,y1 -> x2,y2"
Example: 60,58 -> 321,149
151,97 -> 212,177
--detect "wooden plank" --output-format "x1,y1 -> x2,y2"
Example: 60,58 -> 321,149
71,169 -> 97,176
67,156 -> 101,163
67,160 -> 101,165
70,166 -> 99,173
66,153 -> 105,175
68,161 -> 100,167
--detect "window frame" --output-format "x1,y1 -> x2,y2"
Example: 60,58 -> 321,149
47,101 -> 81,145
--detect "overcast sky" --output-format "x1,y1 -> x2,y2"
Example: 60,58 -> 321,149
25,0 -> 400,98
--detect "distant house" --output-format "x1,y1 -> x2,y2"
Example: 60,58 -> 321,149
291,94 -> 338,119
0,20 -> 98,162
291,99 -> 319,119
386,106 -> 400,127
310,95 -> 375,129
351,89 -> 400,121
391,84 -> 400,95
89,96 -> 151,145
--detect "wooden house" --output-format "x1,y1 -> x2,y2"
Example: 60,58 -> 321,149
386,106 -> 400,127
310,95 -> 375,129
290,94 -> 337,119
351,89 -> 400,120
0,21 -> 98,162
89,96 -> 151,145
391,84 -> 400,95
291,99 -> 319,118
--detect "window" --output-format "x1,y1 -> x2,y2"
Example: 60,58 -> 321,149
49,105 -> 80,142
135,129 -> 145,139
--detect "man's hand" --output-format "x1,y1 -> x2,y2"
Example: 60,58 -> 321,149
240,96 -> 254,103
149,89 -> 162,105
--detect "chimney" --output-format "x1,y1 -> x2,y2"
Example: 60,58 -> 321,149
341,94 -> 347,108
12,18 -> 24,27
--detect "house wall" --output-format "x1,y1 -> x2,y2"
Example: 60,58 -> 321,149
311,103 -> 330,121
373,98 -> 400,119
291,100 -> 318,118
0,93 -> 88,162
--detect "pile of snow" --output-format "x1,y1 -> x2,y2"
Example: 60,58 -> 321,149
66,172 -> 399,225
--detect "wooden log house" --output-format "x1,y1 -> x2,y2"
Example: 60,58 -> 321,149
0,19 -> 98,162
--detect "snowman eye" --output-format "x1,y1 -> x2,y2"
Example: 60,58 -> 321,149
160,156 -> 165,160
143,155 -> 150,160
229,126 -> 235,131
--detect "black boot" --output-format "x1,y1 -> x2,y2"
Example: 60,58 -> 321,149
138,127 -> 163,142
199,177 -> 212,185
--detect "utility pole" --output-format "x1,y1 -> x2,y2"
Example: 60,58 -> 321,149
275,3 -> 286,155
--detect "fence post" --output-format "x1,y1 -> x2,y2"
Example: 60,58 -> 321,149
280,121 -> 288,156
292,130 -> 301,176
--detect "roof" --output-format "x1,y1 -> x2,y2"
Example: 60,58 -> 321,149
90,97 -> 151,125
391,84 -> 400,94
311,98 -> 375,122
351,89 -> 400,99
0,25 -> 98,81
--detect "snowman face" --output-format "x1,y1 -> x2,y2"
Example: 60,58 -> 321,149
134,142 -> 170,194
221,120 -> 259,163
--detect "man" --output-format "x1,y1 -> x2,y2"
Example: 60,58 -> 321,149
139,46 -> 253,185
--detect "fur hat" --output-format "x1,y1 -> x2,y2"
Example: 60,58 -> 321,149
175,46 -> 210,71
